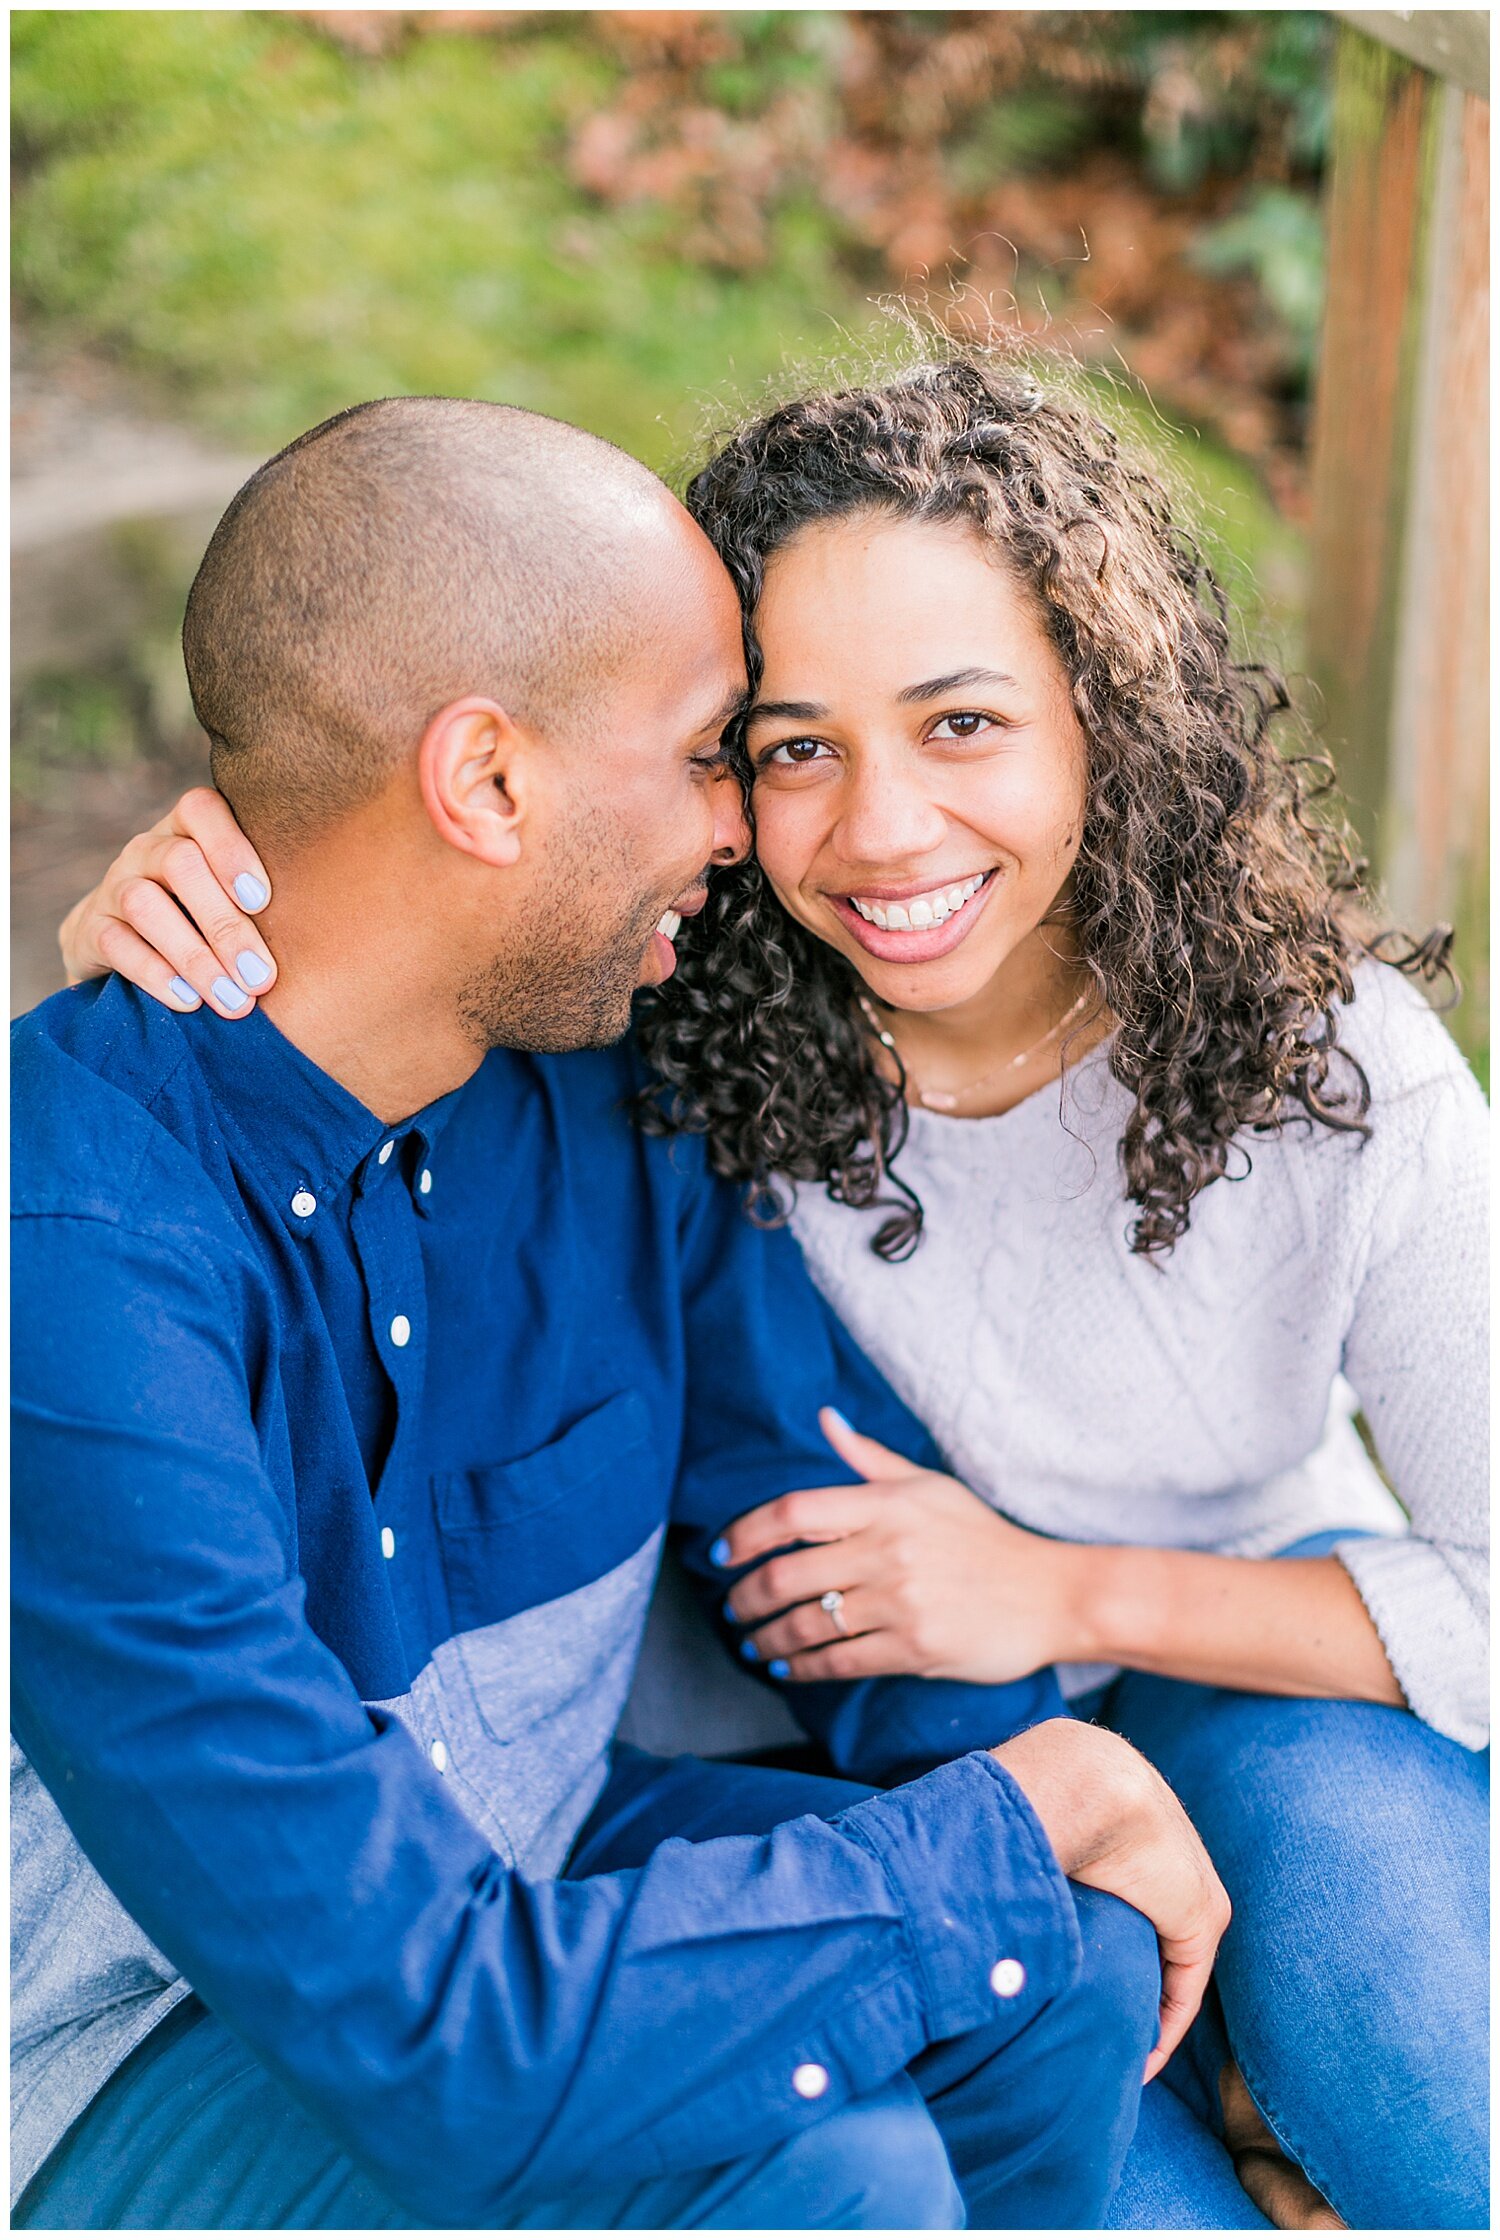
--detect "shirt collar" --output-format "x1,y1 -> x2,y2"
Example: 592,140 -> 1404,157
177,1005 -> 466,1226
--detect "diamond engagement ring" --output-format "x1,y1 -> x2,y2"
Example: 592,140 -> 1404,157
820,1589 -> 849,1635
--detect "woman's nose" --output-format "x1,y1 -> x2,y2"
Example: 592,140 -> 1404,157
834,762 -> 949,867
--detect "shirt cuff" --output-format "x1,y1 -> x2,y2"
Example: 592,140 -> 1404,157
832,1749 -> 1082,2042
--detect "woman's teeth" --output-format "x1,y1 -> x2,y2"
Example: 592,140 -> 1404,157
849,873 -> 986,932
657,910 -> 682,940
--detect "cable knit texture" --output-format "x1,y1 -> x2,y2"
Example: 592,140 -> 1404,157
792,961 -> 1489,1748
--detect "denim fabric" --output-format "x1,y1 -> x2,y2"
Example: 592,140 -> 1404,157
14,1995 -> 964,2232
570,1747 -> 1167,2231
19,1747 -> 1167,2232
1102,1681 -> 1489,2230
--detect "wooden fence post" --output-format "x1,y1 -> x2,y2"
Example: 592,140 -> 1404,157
1307,15 -> 1489,1058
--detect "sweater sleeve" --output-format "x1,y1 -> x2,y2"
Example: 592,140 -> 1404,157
1337,1055 -> 1489,1748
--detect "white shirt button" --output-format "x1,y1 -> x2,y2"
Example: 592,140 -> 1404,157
380,1526 -> 396,1560
390,1314 -> 411,1348
990,1958 -> 1027,1999
290,1190 -> 316,1219
791,2062 -> 829,2100
419,1169 -> 433,1195
378,1140 -> 395,1165
429,1738 -> 448,1773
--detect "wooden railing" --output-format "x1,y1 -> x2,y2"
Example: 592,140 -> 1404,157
1308,12 -> 1488,1054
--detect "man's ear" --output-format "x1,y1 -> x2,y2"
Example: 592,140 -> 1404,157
416,696 -> 532,868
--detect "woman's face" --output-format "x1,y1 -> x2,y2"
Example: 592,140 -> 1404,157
745,513 -> 1089,1014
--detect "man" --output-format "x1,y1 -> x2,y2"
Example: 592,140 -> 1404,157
13,398 -> 1226,2229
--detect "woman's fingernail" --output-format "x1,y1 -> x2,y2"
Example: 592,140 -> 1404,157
709,1537 -> 731,1568
739,1638 -> 760,1663
824,1407 -> 853,1437
236,952 -> 272,989
234,874 -> 269,910
768,1658 -> 791,1681
168,977 -> 201,1008
211,976 -> 249,1011
721,1598 -> 738,1625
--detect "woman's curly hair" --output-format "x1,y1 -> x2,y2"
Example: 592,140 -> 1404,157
636,352 -> 1449,1260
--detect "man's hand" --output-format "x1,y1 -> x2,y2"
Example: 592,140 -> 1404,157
59,787 -> 277,1019
991,1718 -> 1230,2083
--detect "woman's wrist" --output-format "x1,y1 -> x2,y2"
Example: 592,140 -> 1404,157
1061,1541 -> 1165,1667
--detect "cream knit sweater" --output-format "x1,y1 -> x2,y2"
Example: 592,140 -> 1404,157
792,960 -> 1489,1749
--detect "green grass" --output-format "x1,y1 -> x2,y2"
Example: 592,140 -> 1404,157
12,11 -> 877,470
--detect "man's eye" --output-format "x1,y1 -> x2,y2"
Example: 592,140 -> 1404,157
762,737 -> 834,768
929,711 -> 996,741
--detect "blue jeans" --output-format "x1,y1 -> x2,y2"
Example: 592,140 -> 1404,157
19,1747 -> 1166,2231
569,1746 -> 1177,2229
1101,1655 -> 1489,2231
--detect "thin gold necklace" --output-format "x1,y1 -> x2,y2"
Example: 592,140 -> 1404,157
858,987 -> 1093,1112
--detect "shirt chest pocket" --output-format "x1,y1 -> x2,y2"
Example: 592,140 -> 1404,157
433,1390 -> 664,1748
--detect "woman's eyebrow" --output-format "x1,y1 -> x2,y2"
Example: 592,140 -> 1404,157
897,666 -> 1018,703
745,696 -> 827,724
747,667 -> 1019,725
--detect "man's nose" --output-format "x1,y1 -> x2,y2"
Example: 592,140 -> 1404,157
710,768 -> 752,867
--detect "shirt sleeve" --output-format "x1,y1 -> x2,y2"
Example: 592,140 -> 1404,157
670,1164 -> 1071,1783
1337,1063 -> 1490,1748
13,1207 -> 1080,2224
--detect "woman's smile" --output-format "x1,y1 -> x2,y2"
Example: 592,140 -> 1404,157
827,866 -> 999,961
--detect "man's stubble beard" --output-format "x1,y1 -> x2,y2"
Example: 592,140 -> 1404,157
454,809 -> 673,1056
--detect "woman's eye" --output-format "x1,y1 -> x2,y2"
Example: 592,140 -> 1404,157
929,711 -> 996,741
762,737 -> 834,768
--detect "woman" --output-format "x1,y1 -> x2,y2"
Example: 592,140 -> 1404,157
60,355 -> 1487,2230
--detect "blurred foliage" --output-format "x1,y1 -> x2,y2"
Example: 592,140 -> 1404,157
12,9 -> 827,464
12,671 -> 141,803
12,514 -> 208,804
14,8 -> 1329,497
1192,185 -> 1326,379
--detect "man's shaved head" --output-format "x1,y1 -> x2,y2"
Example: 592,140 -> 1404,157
184,396 -> 695,844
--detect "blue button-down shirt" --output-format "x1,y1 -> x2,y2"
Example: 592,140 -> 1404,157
12,978 -> 1074,2223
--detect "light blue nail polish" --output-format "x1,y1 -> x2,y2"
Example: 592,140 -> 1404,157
824,1406 -> 853,1437
236,951 -> 271,988
721,1598 -> 738,1625
768,1658 -> 791,1681
168,976 -> 200,1008
709,1537 -> 731,1568
234,873 -> 269,910
211,976 -> 248,1011
739,1638 -> 760,1663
